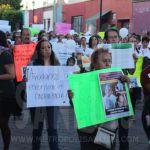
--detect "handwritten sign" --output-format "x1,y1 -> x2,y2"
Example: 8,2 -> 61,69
26,66 -> 75,108
13,43 -> 36,82
55,23 -> 71,35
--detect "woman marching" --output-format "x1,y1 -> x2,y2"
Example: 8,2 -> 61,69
30,39 -> 59,150
68,48 -> 130,150
0,30 -> 16,150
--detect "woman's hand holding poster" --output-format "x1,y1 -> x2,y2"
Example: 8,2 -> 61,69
68,68 -> 134,129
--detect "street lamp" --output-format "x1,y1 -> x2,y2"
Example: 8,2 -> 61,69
99,0 -> 102,31
32,0 -> 35,24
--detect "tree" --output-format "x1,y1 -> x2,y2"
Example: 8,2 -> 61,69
0,0 -> 22,10
0,3 -> 23,31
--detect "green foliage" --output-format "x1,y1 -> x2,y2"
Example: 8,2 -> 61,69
0,0 -> 22,10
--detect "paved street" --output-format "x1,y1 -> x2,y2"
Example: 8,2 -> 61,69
0,102 -> 150,150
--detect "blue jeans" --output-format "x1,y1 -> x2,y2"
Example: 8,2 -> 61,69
30,107 -> 59,150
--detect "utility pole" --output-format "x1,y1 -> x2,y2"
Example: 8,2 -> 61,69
32,0 -> 35,24
99,0 -> 102,31
57,0 -> 63,23
53,0 -> 56,31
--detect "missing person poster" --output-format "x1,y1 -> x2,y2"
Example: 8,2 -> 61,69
68,68 -> 133,129
98,71 -> 130,119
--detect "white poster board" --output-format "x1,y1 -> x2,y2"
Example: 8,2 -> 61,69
26,66 -> 75,108
0,25 -> 11,33
53,43 -> 73,65
0,20 -> 9,25
32,24 -> 44,31
110,43 -> 135,69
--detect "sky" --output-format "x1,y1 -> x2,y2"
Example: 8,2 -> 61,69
21,0 -> 53,10
21,0 -> 70,10
21,0 -> 86,10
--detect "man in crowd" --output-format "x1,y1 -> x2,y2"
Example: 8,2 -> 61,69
141,64 -> 150,144
104,28 -> 130,150
21,28 -> 32,44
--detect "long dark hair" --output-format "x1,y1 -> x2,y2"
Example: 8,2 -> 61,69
88,35 -> 98,48
34,39 -> 60,66
0,30 -> 8,47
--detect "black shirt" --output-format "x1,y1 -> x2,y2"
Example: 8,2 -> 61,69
0,51 -> 15,98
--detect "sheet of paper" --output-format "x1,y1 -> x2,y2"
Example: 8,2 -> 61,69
27,66 -> 75,108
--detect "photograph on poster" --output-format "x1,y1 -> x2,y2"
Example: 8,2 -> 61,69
98,71 -> 129,118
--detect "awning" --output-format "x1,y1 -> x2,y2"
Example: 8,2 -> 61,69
86,10 -> 112,24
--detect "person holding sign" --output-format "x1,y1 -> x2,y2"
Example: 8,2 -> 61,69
104,28 -> 131,150
68,47 -> 130,150
0,30 -> 16,150
141,64 -> 150,144
21,28 -> 32,45
30,39 -> 59,150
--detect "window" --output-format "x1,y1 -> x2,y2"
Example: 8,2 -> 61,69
44,19 -> 46,30
72,16 -> 82,33
47,19 -> 51,31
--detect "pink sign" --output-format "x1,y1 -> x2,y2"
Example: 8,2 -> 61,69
55,23 -> 71,35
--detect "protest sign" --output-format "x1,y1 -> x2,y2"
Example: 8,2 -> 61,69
128,56 -> 143,87
110,43 -> 135,69
82,55 -> 91,68
29,27 -> 40,36
13,43 -> 36,82
0,25 -> 11,33
98,32 -> 105,39
64,39 -> 76,53
55,23 -> 71,35
0,20 -> 9,25
26,66 -> 75,108
68,68 -> 133,129
53,43 -> 73,65
98,71 -> 130,119
79,43 -> 134,69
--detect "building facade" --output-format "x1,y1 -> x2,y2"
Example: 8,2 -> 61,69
23,0 -> 133,33
63,0 -> 132,33
132,0 -> 150,34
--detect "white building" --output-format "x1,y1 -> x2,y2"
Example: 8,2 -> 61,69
21,0 -> 89,31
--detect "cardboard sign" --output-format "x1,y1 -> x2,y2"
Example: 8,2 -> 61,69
55,23 -> 71,35
13,43 -> 36,82
68,68 -> 133,129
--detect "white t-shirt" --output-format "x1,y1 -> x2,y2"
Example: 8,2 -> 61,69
104,94 -> 116,110
75,45 -> 93,56
141,47 -> 150,58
